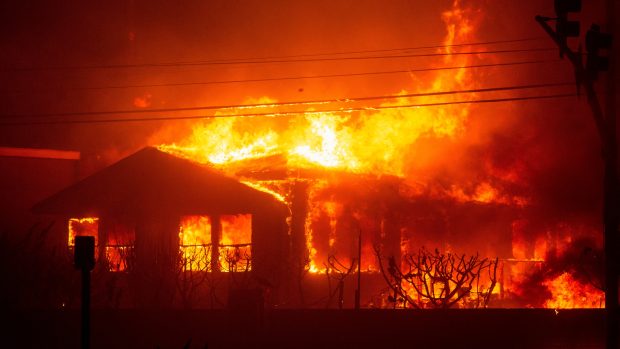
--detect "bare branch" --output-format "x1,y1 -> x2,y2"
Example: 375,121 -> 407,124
375,246 -> 498,308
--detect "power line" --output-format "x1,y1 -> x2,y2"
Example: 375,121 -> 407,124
155,37 -> 547,62
0,38 -> 545,73
2,59 -> 560,93
0,82 -> 574,119
2,47 -> 557,72
0,93 -> 577,126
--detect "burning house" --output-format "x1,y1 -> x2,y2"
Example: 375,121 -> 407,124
22,1 -> 606,311
3,0 -> 620,347
33,147 -> 289,307
28,142 -> 519,308
31,142 -> 555,309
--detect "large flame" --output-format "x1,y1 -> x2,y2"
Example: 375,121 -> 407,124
159,0 -> 482,274
544,272 -> 604,309
157,0 -> 478,177
151,1 -> 600,308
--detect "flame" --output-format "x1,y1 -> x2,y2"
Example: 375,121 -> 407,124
158,2 -> 481,178
447,181 -> 529,206
68,217 -> 99,246
158,100 -> 469,177
105,222 -> 135,272
51,1 -> 601,309
179,215 -> 212,246
219,214 -> 252,272
543,272 -> 604,309
241,180 -> 287,203
157,12 -> 478,176
68,217 -> 134,272
289,113 -> 358,169
179,216 -> 212,271
178,215 -> 252,272
151,1 -> 555,307
305,195 -> 341,273
105,247 -> 131,272
155,0 -> 492,277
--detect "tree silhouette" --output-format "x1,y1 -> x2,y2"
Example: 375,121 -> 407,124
375,246 -> 498,308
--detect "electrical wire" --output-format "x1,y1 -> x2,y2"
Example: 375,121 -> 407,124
0,93 -> 577,126
172,37 -> 547,62
2,59 -> 560,93
2,47 -> 557,72
0,82 -> 574,119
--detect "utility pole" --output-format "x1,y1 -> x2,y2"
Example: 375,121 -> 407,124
536,1 -> 617,347
604,0 -> 618,346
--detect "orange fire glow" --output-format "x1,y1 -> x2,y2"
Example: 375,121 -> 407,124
220,214 -> 252,272
544,272 -> 604,309
158,1 -> 491,277
157,1 -> 481,178
178,215 -> 252,272
150,0 -> 600,308
179,215 -> 212,271
105,222 -> 135,272
68,217 -> 99,246
68,217 -> 135,272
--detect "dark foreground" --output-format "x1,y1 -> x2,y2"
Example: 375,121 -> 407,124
1,309 -> 609,348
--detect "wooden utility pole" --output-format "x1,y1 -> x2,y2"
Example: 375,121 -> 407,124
536,7 -> 618,348
604,0 -> 618,347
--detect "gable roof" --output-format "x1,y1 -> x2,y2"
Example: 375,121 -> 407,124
32,147 -> 287,217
